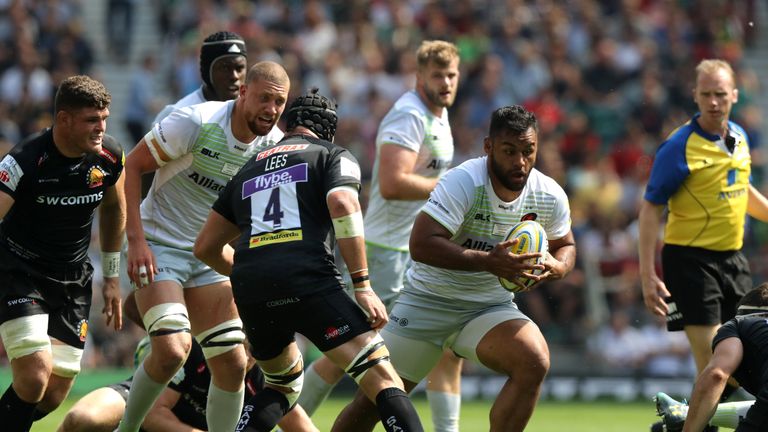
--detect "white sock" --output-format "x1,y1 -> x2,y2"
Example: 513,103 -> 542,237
294,364 -> 335,416
206,382 -> 245,432
711,400 -> 754,429
118,363 -> 169,432
427,390 -> 460,432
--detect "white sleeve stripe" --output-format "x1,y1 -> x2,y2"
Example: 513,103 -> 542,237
143,130 -> 167,167
326,185 -> 358,199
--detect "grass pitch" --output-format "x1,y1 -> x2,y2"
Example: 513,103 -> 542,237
34,397 -> 659,431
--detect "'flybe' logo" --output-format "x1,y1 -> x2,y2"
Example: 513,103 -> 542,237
36,191 -> 103,205
242,164 -> 308,198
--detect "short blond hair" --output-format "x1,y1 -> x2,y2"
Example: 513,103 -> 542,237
695,59 -> 735,85
416,40 -> 459,70
246,61 -> 290,86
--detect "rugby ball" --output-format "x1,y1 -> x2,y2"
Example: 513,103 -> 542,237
498,220 -> 548,292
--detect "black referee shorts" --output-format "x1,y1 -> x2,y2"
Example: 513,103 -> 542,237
662,244 -> 750,331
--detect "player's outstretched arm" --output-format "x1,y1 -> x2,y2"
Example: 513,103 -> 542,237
328,187 -> 387,330
142,388 -> 204,432
194,210 -> 238,276
124,138 -> 165,287
99,172 -> 126,330
378,143 -> 438,200
683,338 -> 743,432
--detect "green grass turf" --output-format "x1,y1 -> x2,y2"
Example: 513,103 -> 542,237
33,397 -> 660,431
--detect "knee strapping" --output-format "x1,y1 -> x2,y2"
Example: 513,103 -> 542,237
51,344 -> 83,377
142,303 -> 190,337
0,315 -> 51,360
195,318 -> 245,359
263,353 -> 304,406
345,334 -> 390,384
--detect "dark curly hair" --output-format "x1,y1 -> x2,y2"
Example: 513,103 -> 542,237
54,75 -> 111,113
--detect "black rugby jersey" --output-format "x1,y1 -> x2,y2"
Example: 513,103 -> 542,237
0,129 -> 123,269
213,134 -> 362,301
713,315 -> 768,396
168,341 -> 265,429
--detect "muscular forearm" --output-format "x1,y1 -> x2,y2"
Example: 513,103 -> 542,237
683,369 -> 729,432
100,200 -> 125,252
411,235 -> 491,272
337,236 -> 368,275
637,201 -> 662,277
380,173 -> 438,200
549,243 -> 576,278
747,184 -> 768,222
125,164 -> 146,244
201,244 -> 235,276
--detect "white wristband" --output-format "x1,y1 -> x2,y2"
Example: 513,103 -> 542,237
101,251 -> 120,278
332,211 -> 364,239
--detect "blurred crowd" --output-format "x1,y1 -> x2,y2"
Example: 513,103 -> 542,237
0,0 -> 764,377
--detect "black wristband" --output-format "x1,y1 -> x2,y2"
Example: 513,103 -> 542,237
352,275 -> 370,285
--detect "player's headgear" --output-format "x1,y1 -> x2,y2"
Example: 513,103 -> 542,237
285,87 -> 338,142
200,31 -> 247,89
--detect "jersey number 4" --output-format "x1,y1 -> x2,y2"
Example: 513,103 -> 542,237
263,188 -> 285,227
250,184 -> 301,234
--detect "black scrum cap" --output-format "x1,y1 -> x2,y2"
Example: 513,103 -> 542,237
200,31 -> 247,89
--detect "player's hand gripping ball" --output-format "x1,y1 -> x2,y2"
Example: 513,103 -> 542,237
499,220 -> 548,292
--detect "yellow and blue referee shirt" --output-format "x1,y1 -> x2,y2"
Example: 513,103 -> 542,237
644,114 -> 751,251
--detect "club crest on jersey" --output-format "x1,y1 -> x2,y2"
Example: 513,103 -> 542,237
77,319 -> 88,342
87,166 -> 105,188
521,213 -> 538,221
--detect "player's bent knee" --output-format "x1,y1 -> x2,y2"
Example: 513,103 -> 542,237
51,345 -> 84,378
61,408 -> 101,432
263,353 -> 304,406
344,334 -> 391,385
142,303 -> 191,338
0,315 -> 51,360
194,318 -> 245,360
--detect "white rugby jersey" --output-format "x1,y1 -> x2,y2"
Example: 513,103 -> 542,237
364,91 -> 454,251
406,156 -> 571,304
141,100 -> 283,249
153,87 -> 206,124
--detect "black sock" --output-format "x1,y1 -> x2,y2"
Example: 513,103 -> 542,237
237,387 -> 290,432
0,386 -> 37,432
375,387 -> 424,432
